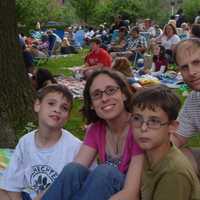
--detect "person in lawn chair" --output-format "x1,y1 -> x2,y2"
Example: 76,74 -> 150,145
111,26 -> 148,66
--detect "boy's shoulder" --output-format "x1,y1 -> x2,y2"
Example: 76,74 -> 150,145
18,129 -> 81,149
55,129 -> 82,157
61,129 -> 82,146
142,145 -> 200,200
145,145 -> 197,177
163,145 -> 194,172
17,129 -> 36,146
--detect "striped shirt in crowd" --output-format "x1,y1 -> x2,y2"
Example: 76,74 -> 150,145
177,91 -> 200,137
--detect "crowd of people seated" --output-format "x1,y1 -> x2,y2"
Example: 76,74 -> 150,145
18,12 -> 200,86
3,10 -> 200,200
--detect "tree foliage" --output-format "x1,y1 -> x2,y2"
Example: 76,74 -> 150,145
15,0 -> 195,28
182,0 -> 200,22
89,0 -> 171,26
16,0 -> 76,30
138,0 -> 170,26
69,0 -> 98,23
90,0 -> 141,25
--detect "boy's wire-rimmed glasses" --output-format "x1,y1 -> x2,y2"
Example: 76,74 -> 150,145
130,114 -> 169,129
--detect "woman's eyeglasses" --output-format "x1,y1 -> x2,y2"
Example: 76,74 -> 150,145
90,86 -> 120,100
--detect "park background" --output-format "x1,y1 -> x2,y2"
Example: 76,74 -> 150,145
1,0 -> 200,148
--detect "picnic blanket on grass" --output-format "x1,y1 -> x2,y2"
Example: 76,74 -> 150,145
55,76 -> 85,98
134,70 -> 184,89
0,148 -> 13,173
0,149 -> 36,198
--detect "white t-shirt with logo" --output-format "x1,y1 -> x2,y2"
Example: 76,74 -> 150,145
0,129 -> 81,195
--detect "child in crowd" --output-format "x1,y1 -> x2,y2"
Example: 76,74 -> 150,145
112,57 -> 133,77
131,85 -> 200,200
112,57 -> 142,92
0,84 -> 82,200
150,45 -> 168,76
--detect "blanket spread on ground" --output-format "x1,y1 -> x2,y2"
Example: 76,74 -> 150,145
56,76 -> 85,98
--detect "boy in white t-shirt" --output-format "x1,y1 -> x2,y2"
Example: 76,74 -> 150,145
0,84 -> 82,200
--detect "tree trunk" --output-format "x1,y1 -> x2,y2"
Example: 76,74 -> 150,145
0,0 -> 35,147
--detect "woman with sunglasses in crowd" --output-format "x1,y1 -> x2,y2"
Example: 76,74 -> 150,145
42,69 -> 144,200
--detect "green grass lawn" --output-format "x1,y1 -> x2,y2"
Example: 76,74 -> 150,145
40,49 -> 88,77
65,99 -> 85,140
38,51 -> 200,147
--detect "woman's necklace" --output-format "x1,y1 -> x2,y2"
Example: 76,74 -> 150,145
106,125 -> 129,157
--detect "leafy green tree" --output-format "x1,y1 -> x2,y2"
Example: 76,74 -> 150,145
69,0 -> 98,23
91,0 -> 170,26
16,0 -> 76,31
139,0 -> 170,26
182,0 -> 200,22
91,0 -> 141,25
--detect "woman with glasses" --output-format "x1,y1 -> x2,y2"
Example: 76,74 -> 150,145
42,69 -> 144,200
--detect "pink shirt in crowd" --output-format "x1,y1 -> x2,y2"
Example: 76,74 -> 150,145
84,121 -> 143,174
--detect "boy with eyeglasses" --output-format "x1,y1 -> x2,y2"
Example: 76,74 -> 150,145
131,85 -> 200,200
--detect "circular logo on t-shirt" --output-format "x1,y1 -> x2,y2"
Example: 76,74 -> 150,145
30,165 -> 58,193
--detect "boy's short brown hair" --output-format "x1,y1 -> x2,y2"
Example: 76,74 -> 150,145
132,85 -> 181,121
37,84 -> 73,110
